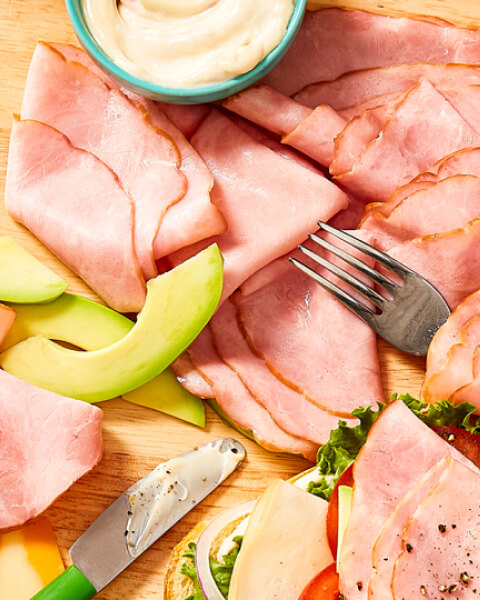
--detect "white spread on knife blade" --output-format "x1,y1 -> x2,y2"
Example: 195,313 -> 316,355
125,439 -> 244,558
81,0 -> 294,88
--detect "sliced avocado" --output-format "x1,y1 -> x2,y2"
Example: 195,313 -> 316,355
1,294 -> 131,351
0,244 -> 223,403
0,237 -> 67,303
337,485 -> 353,564
1,294 -> 205,426
124,370 -> 205,428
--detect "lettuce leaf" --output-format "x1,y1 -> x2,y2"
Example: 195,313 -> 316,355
181,536 -> 243,600
308,395 -> 480,501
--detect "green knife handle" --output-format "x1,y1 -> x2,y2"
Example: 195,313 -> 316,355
31,565 -> 97,600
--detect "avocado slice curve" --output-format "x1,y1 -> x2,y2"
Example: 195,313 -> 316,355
0,244 -> 223,403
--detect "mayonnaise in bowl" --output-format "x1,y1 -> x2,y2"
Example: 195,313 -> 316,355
81,0 -> 295,89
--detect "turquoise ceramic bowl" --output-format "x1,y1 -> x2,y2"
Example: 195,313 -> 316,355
65,1 -> 307,104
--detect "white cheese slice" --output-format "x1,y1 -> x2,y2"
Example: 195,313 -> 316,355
229,479 -> 333,600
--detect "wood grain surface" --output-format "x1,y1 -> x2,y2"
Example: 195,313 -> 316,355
0,1 -> 471,598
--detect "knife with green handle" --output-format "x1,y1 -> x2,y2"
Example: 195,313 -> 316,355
32,438 -> 246,599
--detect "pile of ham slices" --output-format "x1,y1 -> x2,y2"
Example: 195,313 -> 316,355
337,400 -> 480,600
8,8 -> 480,459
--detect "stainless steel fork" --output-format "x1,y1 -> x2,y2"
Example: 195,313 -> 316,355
290,221 -> 451,356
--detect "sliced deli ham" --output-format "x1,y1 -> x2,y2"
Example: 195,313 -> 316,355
368,459 -> 448,600
222,84 -> 346,166
0,369 -> 103,530
263,8 -> 480,96
21,43 -> 186,280
422,290 -> 480,395
338,401 -> 475,600
361,175 -> 480,251
392,457 -> 480,600
50,42 -> 224,259
294,62 -> 480,110
169,110 -> 348,303
210,300 -> 356,445
333,79 -> 480,201
188,329 -> 318,461
5,118 -> 146,312
387,219 -> 480,310
234,233 -> 383,417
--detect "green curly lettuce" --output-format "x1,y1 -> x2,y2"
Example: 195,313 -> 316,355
181,536 -> 243,600
308,395 -> 480,501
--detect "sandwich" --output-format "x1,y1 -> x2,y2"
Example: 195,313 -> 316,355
164,394 -> 480,600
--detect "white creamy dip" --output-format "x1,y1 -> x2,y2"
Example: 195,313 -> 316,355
82,0 -> 294,88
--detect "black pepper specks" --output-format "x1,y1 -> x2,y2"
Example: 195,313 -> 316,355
406,543 -> 413,553
438,524 -> 447,533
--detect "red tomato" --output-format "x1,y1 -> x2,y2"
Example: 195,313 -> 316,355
433,426 -> 480,468
326,464 -> 354,557
298,563 -> 340,600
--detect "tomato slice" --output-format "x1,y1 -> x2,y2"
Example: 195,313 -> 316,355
326,464 -> 354,557
432,426 -> 480,468
298,563 -> 339,600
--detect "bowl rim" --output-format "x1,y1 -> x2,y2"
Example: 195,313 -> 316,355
65,0 -> 307,99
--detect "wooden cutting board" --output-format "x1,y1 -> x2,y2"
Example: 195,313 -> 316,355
0,1 -> 476,598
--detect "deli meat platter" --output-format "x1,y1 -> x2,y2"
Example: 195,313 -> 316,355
2,0 -> 480,598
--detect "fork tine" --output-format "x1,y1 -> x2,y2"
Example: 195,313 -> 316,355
309,232 -> 397,293
298,245 -> 386,309
289,257 -> 376,324
317,220 -> 413,281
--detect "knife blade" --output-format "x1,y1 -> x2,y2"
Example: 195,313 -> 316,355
31,438 -> 246,599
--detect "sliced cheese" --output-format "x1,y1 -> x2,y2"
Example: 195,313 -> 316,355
229,479 -> 333,600
0,518 -> 64,599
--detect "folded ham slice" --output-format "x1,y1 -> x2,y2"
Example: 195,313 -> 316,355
234,233 -> 383,417
294,62 -> 480,110
51,43 -> 225,259
263,8 -> 480,96
0,369 -> 103,530
21,43 -> 186,280
423,290 -> 480,392
387,219 -> 480,310
50,43 -> 209,139
171,352 -> 214,399
361,175 -> 480,251
338,400 -> 475,600
421,319 -> 480,404
5,118 -> 146,312
210,299 -> 355,444
188,329 -> 318,461
449,348 -> 480,406
368,459 -> 448,600
333,79 -> 480,201
392,457 -> 480,600
222,85 -> 346,166
169,110 -> 348,303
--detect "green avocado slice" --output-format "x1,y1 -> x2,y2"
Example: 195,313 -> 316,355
1,294 -> 205,426
0,236 -> 67,303
0,244 -> 223,403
